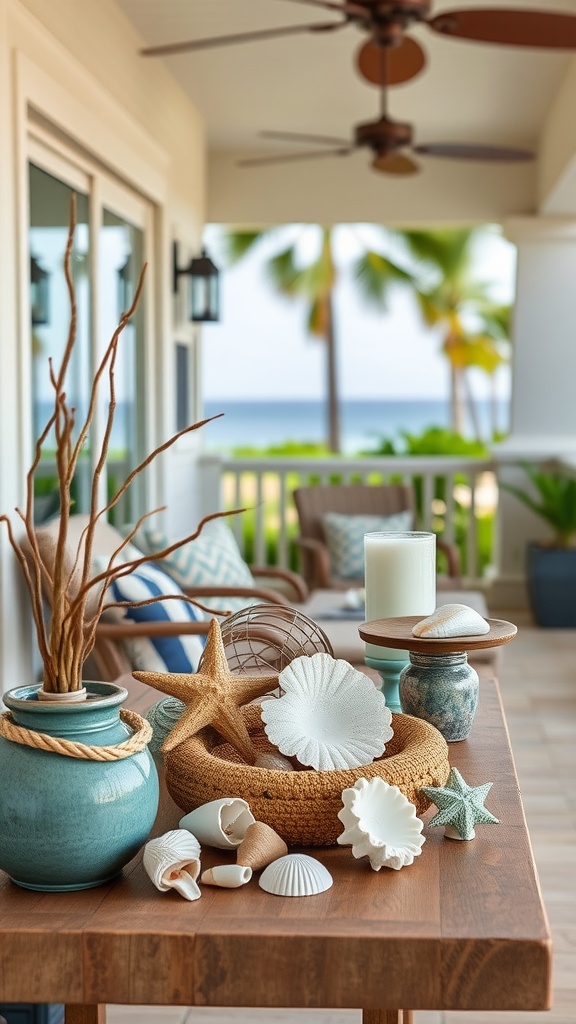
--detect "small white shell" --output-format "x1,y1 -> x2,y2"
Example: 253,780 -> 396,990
412,603 -> 490,639
259,854 -> 333,897
143,829 -> 201,900
261,652 -> 393,771
179,798 -> 255,849
200,864 -> 253,888
254,752 -> 295,771
337,777 -> 425,871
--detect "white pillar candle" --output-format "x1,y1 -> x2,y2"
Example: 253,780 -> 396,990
364,532 -> 436,660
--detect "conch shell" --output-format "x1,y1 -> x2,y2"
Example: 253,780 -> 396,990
412,603 -> 489,639
143,829 -> 201,901
236,821 -> 288,871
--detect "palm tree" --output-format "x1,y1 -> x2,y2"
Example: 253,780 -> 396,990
363,228 -> 511,439
222,227 -> 414,453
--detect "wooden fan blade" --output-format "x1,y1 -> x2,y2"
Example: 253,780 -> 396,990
413,142 -> 535,161
140,21 -> 344,57
260,129 -> 352,146
357,37 -> 426,85
372,152 -> 420,175
428,9 -> 576,49
238,148 -> 353,167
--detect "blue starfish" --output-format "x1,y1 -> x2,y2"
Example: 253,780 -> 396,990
420,767 -> 499,841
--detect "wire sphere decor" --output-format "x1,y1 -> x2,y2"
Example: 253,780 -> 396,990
200,603 -> 334,675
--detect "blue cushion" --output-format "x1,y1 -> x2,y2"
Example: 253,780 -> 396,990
105,560 -> 206,673
132,519 -> 258,615
322,510 -> 413,581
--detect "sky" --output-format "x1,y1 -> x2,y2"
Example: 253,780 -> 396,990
202,224 -> 516,402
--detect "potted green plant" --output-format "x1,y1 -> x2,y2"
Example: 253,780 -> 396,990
502,462 -> 576,627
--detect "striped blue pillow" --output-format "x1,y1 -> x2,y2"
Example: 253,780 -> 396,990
106,560 -> 206,673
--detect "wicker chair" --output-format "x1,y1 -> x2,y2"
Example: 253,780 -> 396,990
293,482 -> 461,592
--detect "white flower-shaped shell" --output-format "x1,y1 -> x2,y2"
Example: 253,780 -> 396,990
259,854 -> 333,897
412,603 -> 490,638
261,653 -> 393,771
337,777 -> 425,871
143,829 -> 202,900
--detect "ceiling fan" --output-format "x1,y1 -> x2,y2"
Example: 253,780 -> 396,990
236,80 -> 535,176
140,0 -> 576,87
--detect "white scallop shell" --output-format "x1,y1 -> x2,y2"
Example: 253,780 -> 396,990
337,777 -> 425,871
143,829 -> 202,900
179,798 -> 255,849
261,653 -> 393,771
259,854 -> 333,897
412,603 -> 490,638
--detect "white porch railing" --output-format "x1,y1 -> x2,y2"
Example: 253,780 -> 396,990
198,454 -> 499,587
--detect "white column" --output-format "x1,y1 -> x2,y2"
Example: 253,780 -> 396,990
493,217 -> 576,607
0,0 -> 34,696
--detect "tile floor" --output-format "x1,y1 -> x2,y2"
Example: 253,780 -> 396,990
108,609 -> 575,1024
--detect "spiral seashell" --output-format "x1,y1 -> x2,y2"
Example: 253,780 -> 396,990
261,652 -> 393,771
236,821 -> 288,870
143,829 -> 201,900
337,777 -> 425,871
258,853 -> 333,897
200,864 -> 253,888
412,603 -> 490,639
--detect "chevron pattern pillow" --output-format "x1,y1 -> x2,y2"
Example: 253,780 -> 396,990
322,510 -> 413,581
133,519 -> 258,614
103,559 -> 207,673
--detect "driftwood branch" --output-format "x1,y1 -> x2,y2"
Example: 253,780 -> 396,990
1,199 -> 233,692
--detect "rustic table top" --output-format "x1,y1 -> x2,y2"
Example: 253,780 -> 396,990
0,673 -> 552,1023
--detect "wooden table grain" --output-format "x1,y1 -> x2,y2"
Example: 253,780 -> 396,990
0,674 -> 552,1024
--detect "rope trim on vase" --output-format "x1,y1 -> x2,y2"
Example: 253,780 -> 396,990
0,708 -> 152,761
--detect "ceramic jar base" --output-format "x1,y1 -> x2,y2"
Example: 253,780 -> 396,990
399,652 -> 479,742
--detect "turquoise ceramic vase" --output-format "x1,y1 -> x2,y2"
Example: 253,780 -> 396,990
0,681 -> 159,891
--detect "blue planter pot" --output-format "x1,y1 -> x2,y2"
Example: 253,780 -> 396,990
527,542 -> 576,627
0,682 -> 159,891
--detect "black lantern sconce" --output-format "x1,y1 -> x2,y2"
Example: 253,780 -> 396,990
30,254 -> 50,326
172,241 -> 220,322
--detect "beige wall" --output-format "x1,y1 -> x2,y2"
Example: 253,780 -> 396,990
0,0 -> 209,690
208,148 -> 538,227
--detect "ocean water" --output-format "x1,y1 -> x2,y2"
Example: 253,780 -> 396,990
204,398 -> 509,453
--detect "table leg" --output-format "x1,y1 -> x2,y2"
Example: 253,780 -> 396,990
65,1005 -> 106,1024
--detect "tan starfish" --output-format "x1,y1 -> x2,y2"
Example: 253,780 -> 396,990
133,618 -> 278,763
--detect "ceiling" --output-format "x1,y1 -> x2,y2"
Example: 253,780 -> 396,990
114,1 -> 576,224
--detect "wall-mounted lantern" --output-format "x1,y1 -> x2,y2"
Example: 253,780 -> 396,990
173,241 -> 220,322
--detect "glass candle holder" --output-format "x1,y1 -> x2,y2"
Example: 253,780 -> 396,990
363,531 -> 436,662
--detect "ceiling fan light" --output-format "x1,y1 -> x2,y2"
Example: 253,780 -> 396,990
372,151 -> 420,175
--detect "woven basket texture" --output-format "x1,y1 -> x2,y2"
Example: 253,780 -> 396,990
165,705 -> 450,846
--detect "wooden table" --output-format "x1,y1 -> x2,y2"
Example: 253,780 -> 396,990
0,674 -> 552,1024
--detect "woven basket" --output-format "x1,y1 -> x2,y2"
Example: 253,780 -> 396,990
165,705 -> 450,846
